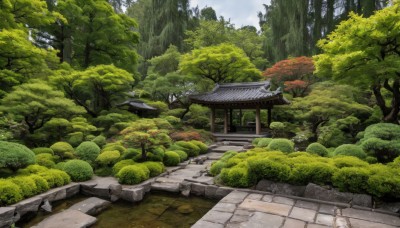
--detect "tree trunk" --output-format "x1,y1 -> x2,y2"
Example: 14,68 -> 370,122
141,143 -> 147,160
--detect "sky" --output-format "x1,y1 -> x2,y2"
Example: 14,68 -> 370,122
190,0 -> 271,30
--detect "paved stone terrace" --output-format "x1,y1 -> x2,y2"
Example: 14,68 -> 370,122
192,191 -> 400,228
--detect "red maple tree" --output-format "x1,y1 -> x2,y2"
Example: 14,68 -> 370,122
263,56 -> 316,97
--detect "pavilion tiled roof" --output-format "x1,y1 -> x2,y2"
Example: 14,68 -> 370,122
189,81 -> 289,106
118,99 -> 157,110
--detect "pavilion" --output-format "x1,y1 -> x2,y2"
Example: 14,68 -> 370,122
189,81 -> 290,135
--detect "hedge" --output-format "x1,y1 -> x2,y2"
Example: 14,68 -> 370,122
0,141 -> 36,171
75,142 -> 101,164
267,139 -> 294,153
116,165 -> 148,185
164,151 -> 181,166
306,143 -> 328,157
334,144 -> 367,159
62,160 -> 93,182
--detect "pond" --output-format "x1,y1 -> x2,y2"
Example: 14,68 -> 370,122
17,192 -> 217,228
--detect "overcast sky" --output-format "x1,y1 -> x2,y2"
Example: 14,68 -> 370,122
190,0 -> 271,30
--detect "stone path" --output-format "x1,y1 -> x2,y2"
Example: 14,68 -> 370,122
192,191 -> 400,228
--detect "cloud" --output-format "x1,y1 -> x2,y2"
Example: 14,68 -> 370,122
190,0 -> 270,30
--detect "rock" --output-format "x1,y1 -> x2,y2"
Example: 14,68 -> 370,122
205,185 -> 219,199
120,187 -> 144,202
140,180 -> 153,193
0,207 -> 15,228
180,181 -> 191,197
177,204 -> 194,214
65,183 -> 80,198
304,183 -> 353,204
151,182 -> 180,192
109,184 -> 122,202
41,200 -> 52,212
191,183 -> 206,196
215,187 -> 233,199
352,193 -> 372,208
69,197 -> 111,216
31,209 -> 97,228
39,188 -> 67,202
379,202 -> 400,213
256,179 -> 305,196
12,196 -> 42,217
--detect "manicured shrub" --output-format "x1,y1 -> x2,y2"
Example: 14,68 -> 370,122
175,150 -> 188,161
220,151 -> 238,161
92,135 -> 107,148
32,147 -> 54,155
62,160 -> 93,182
257,138 -> 273,148
17,164 -> 48,175
116,165 -> 148,184
226,158 -> 244,168
121,148 -> 141,160
75,141 -> 101,164
35,153 -> 56,168
113,159 -> 136,175
332,167 -> 370,193
267,139 -> 294,153
163,116 -> 181,127
220,166 -> 251,187
67,132 -> 84,147
95,167 -> 113,177
334,144 -> 367,159
0,180 -> 23,206
248,158 -> 291,182
332,156 -> 369,168
367,173 -> 400,198
288,152 -> 314,158
50,142 -> 74,159
10,176 -> 38,197
365,156 -> 378,164
163,151 -> 181,166
290,163 -> 337,185
306,143 -> 328,157
96,150 -> 120,166
210,161 -> 227,176
251,138 -> 262,146
189,140 -> 208,154
142,162 -> 164,177
147,147 -> 165,162
174,141 -> 200,157
55,162 -> 66,170
38,169 -> 70,188
102,142 -> 126,154
170,131 -> 202,141
30,174 -> 50,193
0,141 -> 36,171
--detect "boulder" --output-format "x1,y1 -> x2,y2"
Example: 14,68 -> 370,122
39,188 -> 67,202
205,185 -> 219,199
304,183 -> 353,204
191,183 -> 206,196
120,187 -> 144,202
69,197 -> 111,216
109,184 -> 122,202
180,181 -> 191,197
65,183 -> 80,198
215,187 -> 234,199
352,193 -> 372,208
256,180 -> 305,197
12,196 -> 42,217
31,209 -> 96,228
378,202 -> 400,213
0,207 -> 15,228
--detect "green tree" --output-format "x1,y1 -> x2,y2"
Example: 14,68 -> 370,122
0,82 -> 85,134
180,43 -> 261,84
54,65 -> 134,117
314,3 -> 400,123
200,6 -> 217,21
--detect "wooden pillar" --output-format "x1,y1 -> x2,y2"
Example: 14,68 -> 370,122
255,105 -> 261,135
229,109 -> 233,132
210,108 -> 216,132
224,109 -> 229,134
267,107 -> 272,128
239,109 -> 243,126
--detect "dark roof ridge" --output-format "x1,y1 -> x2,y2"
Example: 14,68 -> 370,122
218,80 -> 270,88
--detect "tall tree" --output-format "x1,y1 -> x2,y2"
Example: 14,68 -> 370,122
314,3 -> 400,123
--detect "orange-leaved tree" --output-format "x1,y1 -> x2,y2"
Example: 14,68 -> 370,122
263,56 -> 316,97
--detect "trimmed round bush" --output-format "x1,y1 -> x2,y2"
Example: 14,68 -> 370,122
121,148 -> 141,160
210,161 -> 227,176
174,150 -> 188,161
189,140 -> 208,154
62,160 -> 93,182
96,150 -> 120,166
0,180 -> 23,206
30,174 -> 50,193
113,159 -> 136,175
75,142 -> 101,164
116,165 -> 148,184
267,139 -> 294,153
38,169 -> 70,188
332,167 -> 370,193
142,162 -> 164,177
367,173 -> 400,198
147,147 -> 165,162
32,147 -> 54,155
17,164 -> 48,175
95,167 -> 113,177
102,143 -> 126,154
50,142 -> 74,159
257,138 -> 273,148
220,166 -> 251,187
332,156 -> 369,168
248,158 -> 291,182
252,138 -> 262,146
164,151 -> 181,166
92,135 -> 107,147
35,153 -> 56,168
334,144 -> 367,159
10,176 -> 38,197
67,132 -> 84,147
365,156 -> 378,164
0,141 -> 36,171
174,141 -> 200,157
306,143 -> 328,157
290,163 -> 337,185
55,162 -> 66,170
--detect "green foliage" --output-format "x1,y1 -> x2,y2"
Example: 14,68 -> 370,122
0,141 -> 35,171
75,142 -> 101,164
96,151 -> 121,167
367,172 -> 400,198
35,153 -> 56,168
163,151 -> 181,166
332,156 -> 369,168
210,161 -> 227,176
103,143 -> 127,154
189,140 -> 208,154
113,159 -> 136,175
220,165 -> 251,188
142,162 -> 164,177
92,135 -> 107,148
306,143 -> 328,157
248,158 -> 291,182
67,132 -> 84,147
121,148 -> 141,161
30,174 -> 50,193
173,141 -> 200,157
38,169 -> 70,188
10,176 -> 38,197
267,139 -> 294,153
62,160 -> 93,182
291,163 -> 337,185
334,144 -> 367,159
332,167 -> 370,193
270,122 -> 286,137
17,164 -> 48,175
174,150 -> 188,162
0,180 -> 23,206
256,138 -> 273,148
32,148 -> 54,155
50,142 -> 74,159
116,165 -> 148,185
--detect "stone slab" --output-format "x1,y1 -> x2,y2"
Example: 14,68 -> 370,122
69,197 -> 111,215
151,182 -> 180,192
272,196 -> 295,206
0,207 -> 15,228
349,218 -> 397,228
304,183 -> 352,204
192,220 -> 225,228
246,193 -> 263,200
190,183 -> 206,196
236,212 -> 284,228
282,218 -> 306,228
341,208 -> 400,226
213,202 -> 237,213
256,180 -> 306,196
220,191 -> 248,204
335,216 -> 350,228
201,210 -> 233,224
295,200 -> 319,210
39,188 -> 67,202
315,213 -> 334,226
31,209 -> 97,228
239,199 -> 292,216
12,196 -> 42,216
289,207 -> 316,222
65,183 -> 80,198
120,187 -> 144,202
318,204 -> 336,215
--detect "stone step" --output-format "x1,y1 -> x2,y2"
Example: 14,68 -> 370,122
151,182 -> 180,193
211,146 -> 244,153
69,197 -> 111,216
31,209 -> 97,228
